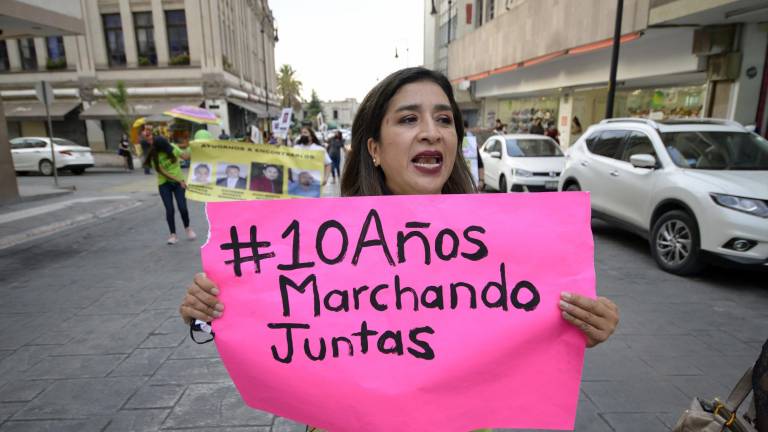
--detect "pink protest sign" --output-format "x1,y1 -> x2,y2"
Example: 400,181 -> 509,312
202,192 -> 594,432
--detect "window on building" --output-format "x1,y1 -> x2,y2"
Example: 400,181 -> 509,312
133,12 -> 156,66
18,38 -> 38,70
475,0 -> 484,27
333,110 -> 338,120
486,0 -> 495,21
0,41 -> 9,71
438,13 -> 458,45
45,36 -> 66,69
103,14 -> 126,67
165,10 -> 189,65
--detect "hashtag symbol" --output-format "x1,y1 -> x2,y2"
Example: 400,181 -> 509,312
220,225 -> 275,277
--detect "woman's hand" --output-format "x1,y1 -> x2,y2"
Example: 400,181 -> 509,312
180,273 -> 223,324
559,292 -> 619,348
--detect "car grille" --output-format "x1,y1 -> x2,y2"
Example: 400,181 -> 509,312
532,172 -> 561,177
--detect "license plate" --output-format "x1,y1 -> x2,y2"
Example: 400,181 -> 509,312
545,180 -> 558,190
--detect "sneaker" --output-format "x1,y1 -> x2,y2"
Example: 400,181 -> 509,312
186,228 -> 197,240
167,234 -> 178,245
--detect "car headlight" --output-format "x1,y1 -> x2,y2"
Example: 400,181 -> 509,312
515,168 -> 533,177
710,193 -> 768,218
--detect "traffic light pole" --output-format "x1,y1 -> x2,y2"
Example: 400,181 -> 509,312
605,0 -> 624,120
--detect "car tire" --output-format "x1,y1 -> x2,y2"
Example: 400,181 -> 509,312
71,168 -> 85,175
565,182 -> 581,192
39,159 -> 54,176
499,175 -> 508,193
650,210 -> 705,276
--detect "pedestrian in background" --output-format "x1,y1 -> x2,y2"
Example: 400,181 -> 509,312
327,130 -> 345,184
295,127 -> 332,186
118,133 -> 134,171
143,131 -> 196,245
140,126 -> 153,174
530,118 -> 545,135
218,129 -> 230,140
250,122 -> 262,144
545,122 -> 560,144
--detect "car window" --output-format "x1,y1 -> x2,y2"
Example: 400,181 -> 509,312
588,130 -> 628,159
621,132 -> 656,162
27,139 -> 47,149
506,138 -> 563,157
10,139 -> 26,149
53,138 -> 78,147
660,131 -> 768,170
486,140 -> 500,153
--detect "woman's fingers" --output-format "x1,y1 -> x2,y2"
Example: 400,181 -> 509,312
194,273 -> 219,295
559,292 -> 619,348
180,273 -> 223,324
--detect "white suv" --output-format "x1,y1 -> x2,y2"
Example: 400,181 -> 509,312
560,118 -> 768,275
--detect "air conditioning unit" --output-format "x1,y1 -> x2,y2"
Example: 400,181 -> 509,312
707,52 -> 741,81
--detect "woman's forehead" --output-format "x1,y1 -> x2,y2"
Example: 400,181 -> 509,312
389,81 -> 450,109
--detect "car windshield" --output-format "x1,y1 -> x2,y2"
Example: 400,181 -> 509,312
506,138 -> 563,157
52,138 -> 79,147
660,131 -> 768,170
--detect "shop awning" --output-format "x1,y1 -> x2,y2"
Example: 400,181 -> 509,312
79,99 -> 203,120
3,99 -> 80,120
227,98 -> 267,117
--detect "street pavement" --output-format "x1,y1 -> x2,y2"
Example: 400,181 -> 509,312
0,170 -> 765,432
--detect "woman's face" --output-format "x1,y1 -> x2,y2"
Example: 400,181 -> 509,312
368,81 -> 457,195
264,166 -> 279,180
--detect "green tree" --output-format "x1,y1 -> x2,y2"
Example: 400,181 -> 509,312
277,64 -> 303,111
102,81 -> 134,134
306,89 -> 324,127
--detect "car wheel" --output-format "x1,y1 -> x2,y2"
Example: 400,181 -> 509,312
71,168 -> 85,175
39,159 -> 54,176
650,210 -> 705,276
498,175 -> 508,193
566,182 -> 581,192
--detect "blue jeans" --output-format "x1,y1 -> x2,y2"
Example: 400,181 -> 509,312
330,154 -> 341,179
158,182 -> 189,234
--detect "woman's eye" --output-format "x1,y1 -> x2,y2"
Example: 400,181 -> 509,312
399,116 -> 417,124
437,115 -> 453,125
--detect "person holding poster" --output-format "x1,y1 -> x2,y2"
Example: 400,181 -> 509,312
295,127 -> 331,186
179,67 -> 619,428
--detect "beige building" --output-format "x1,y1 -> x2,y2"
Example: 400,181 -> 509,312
424,0 -> 768,146
299,98 -> 359,130
0,0 -> 280,152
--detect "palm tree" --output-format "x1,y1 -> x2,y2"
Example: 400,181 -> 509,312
102,81 -> 134,134
277,64 -> 303,111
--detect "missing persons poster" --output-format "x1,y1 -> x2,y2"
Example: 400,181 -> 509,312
202,192 -> 595,432
186,140 -> 325,201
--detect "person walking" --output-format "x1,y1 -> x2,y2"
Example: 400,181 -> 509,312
118,133 -> 134,171
143,131 -> 196,245
140,126 -> 153,174
295,127 -> 332,186
327,130 -> 345,183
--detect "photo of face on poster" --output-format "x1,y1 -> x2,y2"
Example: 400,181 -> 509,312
216,163 -> 248,190
191,163 -> 212,184
288,170 -> 321,198
249,163 -> 284,194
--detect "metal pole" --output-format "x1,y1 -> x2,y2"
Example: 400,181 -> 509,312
605,0 -> 624,119
447,0 -> 452,44
42,81 -> 58,187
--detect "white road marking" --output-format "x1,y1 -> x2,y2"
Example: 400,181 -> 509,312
0,196 -> 131,225
0,200 -> 143,250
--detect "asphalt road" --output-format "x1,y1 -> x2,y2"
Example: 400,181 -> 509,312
0,171 -> 765,431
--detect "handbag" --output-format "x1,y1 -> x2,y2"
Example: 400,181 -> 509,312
673,367 -> 758,432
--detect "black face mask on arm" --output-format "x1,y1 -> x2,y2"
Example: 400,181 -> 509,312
298,136 -> 309,145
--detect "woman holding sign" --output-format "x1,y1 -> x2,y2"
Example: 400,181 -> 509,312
180,67 -> 618,347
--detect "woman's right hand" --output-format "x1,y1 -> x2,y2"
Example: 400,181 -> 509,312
180,273 -> 224,324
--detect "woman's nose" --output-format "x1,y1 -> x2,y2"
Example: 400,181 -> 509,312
418,118 -> 441,143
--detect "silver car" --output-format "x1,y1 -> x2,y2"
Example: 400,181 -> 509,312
10,137 -> 94,175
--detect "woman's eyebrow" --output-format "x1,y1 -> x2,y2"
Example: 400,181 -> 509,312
394,103 -> 453,113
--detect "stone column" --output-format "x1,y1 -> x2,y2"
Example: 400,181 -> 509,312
151,0 -> 169,66
119,0 -> 138,67
63,36 -> 79,70
34,38 -> 47,71
83,0 -> 108,69
7,39 -> 22,72
557,92 -> 574,149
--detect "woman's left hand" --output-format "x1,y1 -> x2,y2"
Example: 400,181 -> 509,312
559,292 -> 619,348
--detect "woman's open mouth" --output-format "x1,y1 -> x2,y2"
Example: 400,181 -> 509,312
411,151 -> 443,175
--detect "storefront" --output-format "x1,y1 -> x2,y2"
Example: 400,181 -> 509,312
496,95 -> 559,133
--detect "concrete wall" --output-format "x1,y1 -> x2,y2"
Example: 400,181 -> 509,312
447,0 -> 651,80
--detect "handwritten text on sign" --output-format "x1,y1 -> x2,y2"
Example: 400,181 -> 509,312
202,193 -> 595,432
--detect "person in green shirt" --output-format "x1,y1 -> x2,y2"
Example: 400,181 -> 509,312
142,128 -> 196,245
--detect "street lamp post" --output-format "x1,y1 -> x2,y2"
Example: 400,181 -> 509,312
260,12 -> 278,132
605,0 -> 624,119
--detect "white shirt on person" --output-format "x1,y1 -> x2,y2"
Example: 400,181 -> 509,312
226,177 -> 239,188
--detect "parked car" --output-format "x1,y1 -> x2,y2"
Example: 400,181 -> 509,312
479,134 -> 565,192
10,137 -> 94,175
560,118 -> 768,275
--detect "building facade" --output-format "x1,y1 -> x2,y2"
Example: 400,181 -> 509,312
424,0 -> 768,146
299,98 -> 359,130
0,0 -> 280,152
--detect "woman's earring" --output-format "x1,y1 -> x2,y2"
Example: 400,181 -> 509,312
372,156 -> 378,166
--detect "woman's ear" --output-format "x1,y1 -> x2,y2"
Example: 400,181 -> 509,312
367,138 -> 380,166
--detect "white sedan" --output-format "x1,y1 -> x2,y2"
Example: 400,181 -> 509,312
479,134 -> 565,192
10,137 -> 94,175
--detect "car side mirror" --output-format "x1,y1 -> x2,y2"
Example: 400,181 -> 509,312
630,154 -> 656,169
490,151 -> 501,159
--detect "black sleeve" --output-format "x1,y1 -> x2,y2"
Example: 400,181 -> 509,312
476,146 -> 484,169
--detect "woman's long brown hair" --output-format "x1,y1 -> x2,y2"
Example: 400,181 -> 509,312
341,67 -> 475,197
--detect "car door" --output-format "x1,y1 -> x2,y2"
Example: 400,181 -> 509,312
583,130 -> 629,215
608,131 -> 661,229
483,138 -> 503,189
26,138 -> 50,170
9,138 -> 31,170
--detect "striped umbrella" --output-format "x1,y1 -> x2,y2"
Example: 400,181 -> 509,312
163,105 -> 220,124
